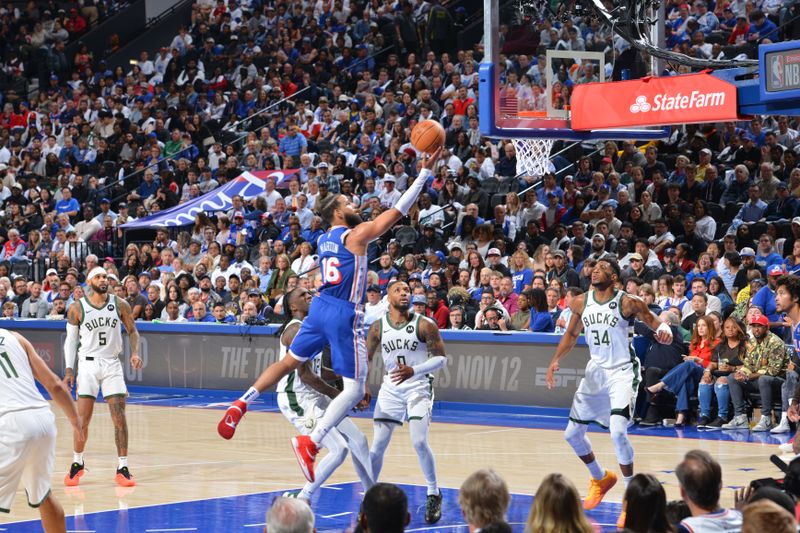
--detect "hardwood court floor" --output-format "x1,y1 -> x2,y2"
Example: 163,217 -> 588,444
1,388 -> 790,529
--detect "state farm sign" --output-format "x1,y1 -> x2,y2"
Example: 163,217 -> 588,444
571,72 -> 739,130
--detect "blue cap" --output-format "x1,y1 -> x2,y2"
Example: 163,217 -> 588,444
409,273 -> 422,281
100,197 -> 110,204
411,295 -> 427,305
769,264 -> 787,276
435,251 -> 446,264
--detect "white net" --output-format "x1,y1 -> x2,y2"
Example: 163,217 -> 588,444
513,138 -> 554,178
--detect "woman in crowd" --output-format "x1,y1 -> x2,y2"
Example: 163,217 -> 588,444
687,252 -> 718,286
290,241 -> 316,278
466,250 -> 485,290
694,200 -> 717,243
531,244 -> 550,272
510,249 -> 533,294
628,205 -> 652,238
528,288 -> 554,333
647,316 -> 719,427
524,473 -> 594,533
709,276 -> 734,313
639,190 -> 662,225
621,473 -> 673,533
656,274 -> 674,310
473,224 -> 494,258
697,317 -> 747,428
266,253 -> 295,302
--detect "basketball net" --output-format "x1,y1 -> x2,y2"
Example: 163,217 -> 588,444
513,138 -> 554,179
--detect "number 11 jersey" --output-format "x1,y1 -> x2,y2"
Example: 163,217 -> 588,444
581,290 -> 631,369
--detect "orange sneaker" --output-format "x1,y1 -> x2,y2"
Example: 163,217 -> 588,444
217,400 -> 247,440
583,470 -> 617,510
291,435 -> 318,483
115,467 -> 136,487
64,462 -> 85,486
616,510 -> 627,529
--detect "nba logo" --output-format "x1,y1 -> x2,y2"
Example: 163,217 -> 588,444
772,55 -> 784,89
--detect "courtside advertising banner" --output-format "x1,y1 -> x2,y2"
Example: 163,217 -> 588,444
571,72 -> 739,130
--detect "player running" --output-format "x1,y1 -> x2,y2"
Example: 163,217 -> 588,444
546,259 -> 672,512
63,267 -> 142,487
0,328 -> 84,533
366,280 -> 447,523
277,287 -> 374,501
775,275 -> 800,452
218,148 -> 442,483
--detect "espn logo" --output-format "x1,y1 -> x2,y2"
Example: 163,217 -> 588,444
534,367 -> 585,388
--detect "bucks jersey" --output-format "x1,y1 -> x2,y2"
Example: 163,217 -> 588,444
78,295 -> 123,360
0,329 -> 49,417
581,290 -> 631,369
277,319 -> 322,400
380,313 -> 431,392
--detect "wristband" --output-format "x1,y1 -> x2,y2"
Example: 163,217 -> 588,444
656,322 -> 672,336
395,168 -> 431,216
64,323 -> 79,370
411,355 -> 447,376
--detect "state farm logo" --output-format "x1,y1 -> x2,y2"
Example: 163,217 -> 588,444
629,90 -> 727,114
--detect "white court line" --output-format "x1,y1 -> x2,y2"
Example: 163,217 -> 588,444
66,530 -> 95,533
145,529 -> 198,532
243,523 -> 266,528
320,512 -> 352,518
464,427 -> 526,436
320,486 -> 343,491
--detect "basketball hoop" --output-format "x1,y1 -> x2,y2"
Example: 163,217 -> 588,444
513,138 -> 554,178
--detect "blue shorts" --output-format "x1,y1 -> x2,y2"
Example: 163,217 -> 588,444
289,293 -> 367,380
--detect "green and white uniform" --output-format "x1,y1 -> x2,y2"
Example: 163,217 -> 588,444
0,329 -> 56,513
374,313 -> 435,425
277,319 -> 327,433
569,290 -> 640,428
75,295 -> 127,399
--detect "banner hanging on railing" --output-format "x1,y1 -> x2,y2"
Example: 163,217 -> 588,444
120,169 -> 299,229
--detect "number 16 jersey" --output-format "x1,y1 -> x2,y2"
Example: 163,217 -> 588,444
316,226 -> 368,305
581,290 -> 630,369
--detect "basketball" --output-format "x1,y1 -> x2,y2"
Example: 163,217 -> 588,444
411,119 -> 446,154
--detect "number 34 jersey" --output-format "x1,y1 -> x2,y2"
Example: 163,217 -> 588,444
581,290 -> 631,369
380,313 -> 432,392
77,295 -> 124,360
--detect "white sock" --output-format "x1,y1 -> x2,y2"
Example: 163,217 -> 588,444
623,474 -> 634,488
586,459 -> 604,480
73,451 -> 84,465
118,456 -> 128,469
239,387 -> 260,406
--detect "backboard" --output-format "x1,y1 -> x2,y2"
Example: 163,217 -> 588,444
478,0 -> 669,141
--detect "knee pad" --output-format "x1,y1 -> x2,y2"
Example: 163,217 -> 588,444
564,421 -> 592,457
609,415 -> 634,465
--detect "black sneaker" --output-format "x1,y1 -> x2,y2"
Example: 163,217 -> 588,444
697,416 -> 711,428
638,418 -> 661,427
115,466 -> 136,487
64,462 -> 85,486
425,491 -> 443,524
705,417 -> 726,430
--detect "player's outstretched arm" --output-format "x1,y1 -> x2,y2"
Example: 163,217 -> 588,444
546,294 -> 585,389
391,316 -> 447,385
117,298 -> 142,369
347,147 -> 442,247
63,302 -> 81,389
622,294 -> 673,345
16,331 -> 84,443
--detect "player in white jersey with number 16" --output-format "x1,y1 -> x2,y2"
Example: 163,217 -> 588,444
546,259 -> 672,516
0,328 -> 84,533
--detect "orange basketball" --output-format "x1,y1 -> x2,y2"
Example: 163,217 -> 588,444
411,119 -> 446,154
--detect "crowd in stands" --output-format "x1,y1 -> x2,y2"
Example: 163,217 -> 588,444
0,0 -> 799,417
264,450 -> 800,533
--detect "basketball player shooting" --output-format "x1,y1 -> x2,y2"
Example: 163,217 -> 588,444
218,148 -> 443,484
366,280 -> 447,524
63,268 -> 142,487
0,329 -> 84,533
546,259 -> 672,511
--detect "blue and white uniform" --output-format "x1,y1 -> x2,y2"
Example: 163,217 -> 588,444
289,226 -> 369,379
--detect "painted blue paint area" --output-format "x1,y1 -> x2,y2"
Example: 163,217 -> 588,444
0,482 -> 622,533
118,385 -> 794,446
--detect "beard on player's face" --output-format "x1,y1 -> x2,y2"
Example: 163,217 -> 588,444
393,301 -> 410,313
344,212 -> 363,227
591,277 -> 613,290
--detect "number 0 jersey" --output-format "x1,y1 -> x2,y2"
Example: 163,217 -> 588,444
581,290 -> 631,369
0,328 -> 49,417
317,226 -> 368,305
78,295 -> 123,360
380,313 -> 432,392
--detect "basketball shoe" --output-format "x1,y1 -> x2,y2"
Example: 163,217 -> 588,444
217,400 -> 247,439
64,462 -> 85,486
583,470 -> 617,510
291,435 -> 318,483
425,491 -> 443,523
116,466 -> 136,487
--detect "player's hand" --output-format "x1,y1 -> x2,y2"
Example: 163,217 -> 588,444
355,390 -> 372,411
63,368 -> 75,390
422,147 -> 443,170
130,354 -> 142,370
655,327 -> 673,345
545,361 -> 559,390
788,403 -> 800,423
390,364 -> 414,385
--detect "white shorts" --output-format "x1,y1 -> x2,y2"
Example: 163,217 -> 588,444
569,358 -> 640,429
77,357 -> 127,399
277,392 -> 329,435
374,382 -> 433,426
0,408 -> 56,512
